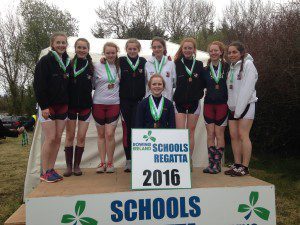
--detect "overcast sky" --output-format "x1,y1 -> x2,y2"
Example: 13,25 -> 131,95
1,0 -> 291,39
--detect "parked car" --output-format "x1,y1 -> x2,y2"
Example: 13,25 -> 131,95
1,116 -> 28,129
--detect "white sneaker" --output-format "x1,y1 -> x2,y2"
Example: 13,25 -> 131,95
124,160 -> 131,172
106,162 -> 115,173
96,163 -> 106,173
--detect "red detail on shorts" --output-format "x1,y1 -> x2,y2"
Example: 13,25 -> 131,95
204,104 -> 227,120
92,104 -> 120,125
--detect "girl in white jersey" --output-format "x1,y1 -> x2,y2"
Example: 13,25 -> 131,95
145,37 -> 176,101
225,41 -> 258,177
93,42 -> 120,173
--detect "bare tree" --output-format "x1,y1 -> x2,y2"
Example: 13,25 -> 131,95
161,0 -> 190,41
93,0 -> 161,38
161,0 -> 215,41
188,0 -> 215,37
94,0 -> 131,38
0,12 -> 31,114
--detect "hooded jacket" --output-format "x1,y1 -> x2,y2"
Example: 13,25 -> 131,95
227,54 -> 258,118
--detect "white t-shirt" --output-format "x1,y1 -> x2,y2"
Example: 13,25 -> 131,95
145,56 -> 176,101
93,62 -> 120,105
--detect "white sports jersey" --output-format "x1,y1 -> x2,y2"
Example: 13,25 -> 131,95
227,54 -> 258,119
93,62 -> 120,105
145,56 -> 176,101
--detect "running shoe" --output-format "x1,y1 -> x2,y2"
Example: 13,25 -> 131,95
230,166 -> 250,177
224,164 -> 236,175
40,170 -> 58,183
106,162 -> 115,173
50,169 -> 63,181
96,162 -> 106,173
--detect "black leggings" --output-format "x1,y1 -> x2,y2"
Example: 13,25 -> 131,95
120,99 -> 140,160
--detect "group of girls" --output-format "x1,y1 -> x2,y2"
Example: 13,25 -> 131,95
33,32 -> 257,183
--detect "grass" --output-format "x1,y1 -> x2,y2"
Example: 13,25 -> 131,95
0,133 -> 31,225
0,135 -> 299,224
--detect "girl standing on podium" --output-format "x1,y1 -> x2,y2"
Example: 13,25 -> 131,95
145,37 -> 176,101
63,38 -> 94,177
173,38 -> 205,162
119,39 -> 147,172
34,32 -> 71,182
93,42 -> 120,174
202,41 -> 229,174
225,41 -> 258,176
135,74 -> 175,128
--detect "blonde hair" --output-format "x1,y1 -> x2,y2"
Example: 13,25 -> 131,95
174,38 -> 197,62
50,32 -> 68,48
103,42 -> 120,70
148,74 -> 166,89
125,38 -> 141,51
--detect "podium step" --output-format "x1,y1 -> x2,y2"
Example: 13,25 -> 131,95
6,168 -> 271,225
4,204 -> 25,225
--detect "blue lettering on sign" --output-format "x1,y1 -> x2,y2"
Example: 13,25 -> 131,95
110,196 -> 201,222
153,154 -> 188,163
152,143 -> 189,152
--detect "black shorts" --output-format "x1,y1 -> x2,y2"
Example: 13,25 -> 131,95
68,108 -> 91,121
175,101 -> 200,115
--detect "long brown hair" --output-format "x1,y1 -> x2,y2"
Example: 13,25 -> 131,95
228,41 -> 246,77
73,38 -> 94,73
151,37 -> 167,56
174,38 -> 197,63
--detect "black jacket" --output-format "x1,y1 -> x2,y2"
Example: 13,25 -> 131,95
135,95 -> 175,128
203,62 -> 229,104
33,51 -> 71,110
173,58 -> 205,104
68,58 -> 93,109
119,56 -> 147,101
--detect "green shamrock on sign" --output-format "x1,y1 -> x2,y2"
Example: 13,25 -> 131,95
238,191 -> 270,221
143,130 -> 156,142
61,200 -> 98,225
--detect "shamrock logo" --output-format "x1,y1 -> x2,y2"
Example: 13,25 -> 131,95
143,130 -> 156,142
238,191 -> 270,221
61,200 -> 98,225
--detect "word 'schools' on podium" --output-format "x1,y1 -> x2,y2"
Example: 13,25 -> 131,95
131,129 -> 191,190
6,129 -> 276,225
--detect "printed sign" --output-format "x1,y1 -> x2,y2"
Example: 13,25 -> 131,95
131,129 -> 191,190
26,185 -> 276,225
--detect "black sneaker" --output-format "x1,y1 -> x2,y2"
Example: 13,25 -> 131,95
224,164 -> 236,175
230,166 -> 249,177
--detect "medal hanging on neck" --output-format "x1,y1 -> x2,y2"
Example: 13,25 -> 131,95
154,56 -> 166,75
210,61 -> 222,90
73,58 -> 88,84
229,66 -> 234,89
51,50 -> 70,78
126,56 -> 140,77
104,62 -> 117,89
181,57 -> 196,82
149,95 -> 165,128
